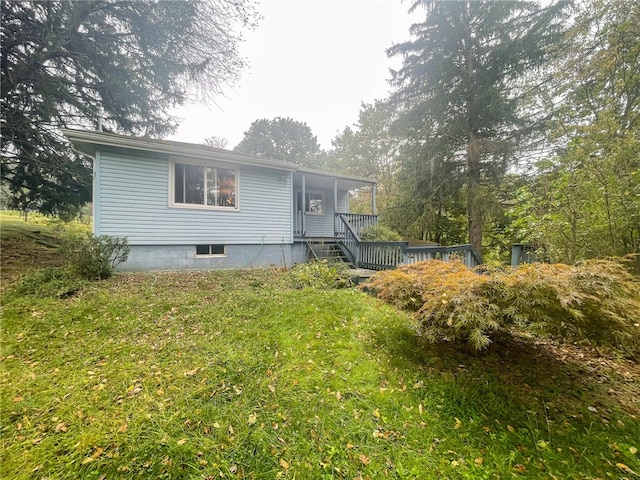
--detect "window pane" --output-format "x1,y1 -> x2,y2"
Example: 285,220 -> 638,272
184,164 -> 204,204
307,192 -> 323,214
195,244 -> 210,255
217,168 -> 236,207
206,167 -> 218,206
174,163 -> 185,203
211,244 -> 225,255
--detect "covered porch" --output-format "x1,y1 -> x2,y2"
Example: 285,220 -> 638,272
292,168 -> 376,238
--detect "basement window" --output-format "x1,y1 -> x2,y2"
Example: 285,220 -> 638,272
195,244 -> 226,256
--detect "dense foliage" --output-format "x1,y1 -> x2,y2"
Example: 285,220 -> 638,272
511,0 -> 640,266
235,117 -> 324,168
387,0 -> 569,256
1,0 -> 256,216
359,225 -> 403,242
288,260 -> 352,290
365,260 -> 640,355
60,233 -> 130,280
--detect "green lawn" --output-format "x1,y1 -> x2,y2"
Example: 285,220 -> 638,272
1,216 -> 639,479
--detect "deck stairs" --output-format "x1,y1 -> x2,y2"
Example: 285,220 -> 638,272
305,239 -> 351,266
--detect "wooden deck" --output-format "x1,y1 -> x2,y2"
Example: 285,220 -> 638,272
299,214 -> 483,270
333,213 -> 482,270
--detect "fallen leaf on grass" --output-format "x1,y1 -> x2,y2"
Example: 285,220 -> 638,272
55,422 -> 67,433
12,396 -> 23,403
248,413 -> 258,425
279,458 -> 290,470
82,446 -> 104,464
359,454 -> 371,465
617,463 -> 639,475
474,458 -> 484,466
514,464 -> 526,473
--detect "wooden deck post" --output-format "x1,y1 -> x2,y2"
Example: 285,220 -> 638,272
371,183 -> 376,215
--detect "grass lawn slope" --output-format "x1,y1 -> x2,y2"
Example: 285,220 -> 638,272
1,215 -> 639,479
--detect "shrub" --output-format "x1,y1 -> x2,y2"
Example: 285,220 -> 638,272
364,259 -> 640,355
360,225 -> 403,242
60,233 -> 130,280
289,260 -> 352,289
495,260 -> 640,356
13,267 -> 87,298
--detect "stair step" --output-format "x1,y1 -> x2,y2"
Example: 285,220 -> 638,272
305,240 -> 352,266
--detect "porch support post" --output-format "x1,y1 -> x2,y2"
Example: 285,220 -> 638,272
334,177 -> 339,237
371,183 -> 377,215
301,173 -> 306,236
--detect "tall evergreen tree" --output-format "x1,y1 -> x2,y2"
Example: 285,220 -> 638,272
1,0 -> 256,217
388,0 -> 568,255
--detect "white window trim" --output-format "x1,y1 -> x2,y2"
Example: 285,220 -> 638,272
297,190 -> 325,216
169,158 -> 240,211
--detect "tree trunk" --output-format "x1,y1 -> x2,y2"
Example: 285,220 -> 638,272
462,1 -> 482,257
467,134 -> 483,257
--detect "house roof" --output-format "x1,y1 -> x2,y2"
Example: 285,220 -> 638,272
62,129 -> 377,186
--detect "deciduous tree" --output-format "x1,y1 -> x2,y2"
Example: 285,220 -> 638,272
512,0 -> 640,265
234,117 -> 324,168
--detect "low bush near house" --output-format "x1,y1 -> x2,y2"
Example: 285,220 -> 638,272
360,224 -> 403,242
288,260 -> 352,289
60,233 -> 130,280
365,259 -> 640,355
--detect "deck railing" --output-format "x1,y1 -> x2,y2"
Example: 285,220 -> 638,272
334,213 -> 378,239
335,214 -> 482,270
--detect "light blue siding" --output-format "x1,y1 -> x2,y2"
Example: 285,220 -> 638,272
337,191 -> 349,214
97,149 -> 292,245
303,190 -> 349,237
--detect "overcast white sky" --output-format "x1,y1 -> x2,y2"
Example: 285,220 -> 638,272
168,0 -> 417,150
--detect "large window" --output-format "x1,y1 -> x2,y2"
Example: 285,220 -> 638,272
296,191 -> 324,215
173,162 -> 237,209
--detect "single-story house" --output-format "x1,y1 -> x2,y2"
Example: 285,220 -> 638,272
64,129 -> 378,270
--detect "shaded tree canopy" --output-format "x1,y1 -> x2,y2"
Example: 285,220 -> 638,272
511,0 -> 640,265
1,0 -> 256,217
234,117 -> 324,168
388,0 -> 569,255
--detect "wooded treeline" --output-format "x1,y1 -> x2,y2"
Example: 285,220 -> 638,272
332,0 -> 638,264
2,0 -> 637,264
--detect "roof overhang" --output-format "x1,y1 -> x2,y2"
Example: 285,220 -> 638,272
62,129 -> 377,186
294,168 -> 375,191
62,129 -> 299,172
